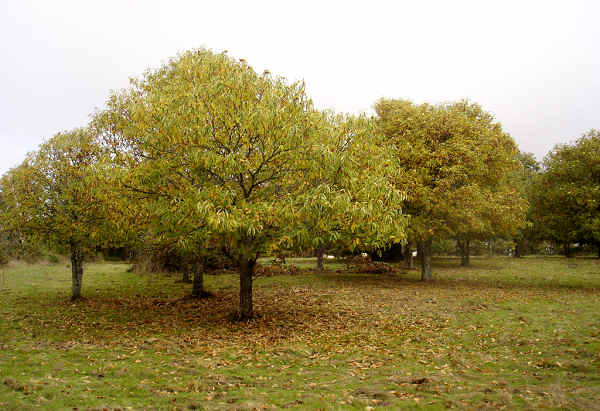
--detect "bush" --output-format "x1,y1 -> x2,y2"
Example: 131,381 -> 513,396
46,254 -> 59,264
343,255 -> 398,274
254,263 -> 300,277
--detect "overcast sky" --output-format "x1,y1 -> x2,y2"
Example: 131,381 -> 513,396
1,0 -> 599,175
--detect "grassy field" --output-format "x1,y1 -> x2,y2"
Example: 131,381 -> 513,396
0,257 -> 599,410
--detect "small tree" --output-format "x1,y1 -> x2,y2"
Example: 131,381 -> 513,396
531,130 -> 600,257
0,129 -> 124,299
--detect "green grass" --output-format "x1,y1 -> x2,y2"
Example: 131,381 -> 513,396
1,257 -> 599,409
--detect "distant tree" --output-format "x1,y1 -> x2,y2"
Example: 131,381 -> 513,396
285,113 -> 406,270
0,129 -> 125,299
376,99 -> 522,278
531,130 -> 600,257
141,197 -> 220,298
452,160 -> 529,265
96,49 -> 403,318
511,152 -> 542,257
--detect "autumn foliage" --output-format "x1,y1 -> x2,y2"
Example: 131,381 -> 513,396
0,47 -> 597,316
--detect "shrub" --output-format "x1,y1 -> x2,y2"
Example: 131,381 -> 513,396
254,263 -> 300,277
343,255 -> 398,274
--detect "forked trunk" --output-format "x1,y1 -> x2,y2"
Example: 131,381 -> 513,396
418,238 -> 433,281
70,241 -> 84,300
239,258 -> 256,319
191,263 -> 204,298
316,248 -> 324,271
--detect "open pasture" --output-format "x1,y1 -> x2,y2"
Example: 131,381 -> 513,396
1,257 -> 599,409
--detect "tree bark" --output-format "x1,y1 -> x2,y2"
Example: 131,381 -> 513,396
418,238 -> 433,281
513,241 -> 523,258
239,258 -> 256,319
276,251 -> 286,265
404,242 -> 414,269
316,248 -> 324,271
458,238 -> 470,266
191,263 -> 204,298
563,243 -> 572,258
181,268 -> 192,283
70,240 -> 84,300
460,238 -> 471,267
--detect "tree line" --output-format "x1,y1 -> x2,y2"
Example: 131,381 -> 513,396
0,49 -> 598,318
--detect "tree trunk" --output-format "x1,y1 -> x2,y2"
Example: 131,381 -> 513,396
563,243 -> 572,258
458,238 -> 470,266
276,251 -> 286,265
488,239 -> 493,257
513,241 -> 523,258
597,243 -> 600,259
191,263 -> 204,298
181,268 -> 192,283
239,258 -> 256,319
404,242 -> 414,269
418,238 -> 433,281
316,248 -> 324,271
70,241 -> 84,300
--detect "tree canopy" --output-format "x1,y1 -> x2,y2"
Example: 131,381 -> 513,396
375,99 -> 524,278
0,128 -> 124,298
283,113 -> 407,268
95,49 -> 406,318
531,129 -> 600,256
4,46 -> 596,314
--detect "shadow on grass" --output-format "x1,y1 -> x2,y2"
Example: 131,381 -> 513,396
27,286 -> 386,349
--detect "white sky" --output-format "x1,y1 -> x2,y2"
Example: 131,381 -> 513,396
1,0 -> 599,175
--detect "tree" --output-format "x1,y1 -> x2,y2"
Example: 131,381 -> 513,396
531,130 -> 600,257
451,168 -> 528,265
511,152 -> 542,257
0,129 -> 124,299
96,49 -> 403,318
283,113 -> 406,270
141,196 -> 218,298
376,99 -> 522,279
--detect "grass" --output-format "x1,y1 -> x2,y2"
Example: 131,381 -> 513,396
0,256 -> 599,410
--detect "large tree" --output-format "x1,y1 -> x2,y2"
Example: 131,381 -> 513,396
96,49 -> 404,318
531,129 -> 600,257
376,99 -> 521,279
0,129 -> 124,299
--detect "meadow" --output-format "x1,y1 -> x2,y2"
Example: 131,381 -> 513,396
0,257 -> 599,410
